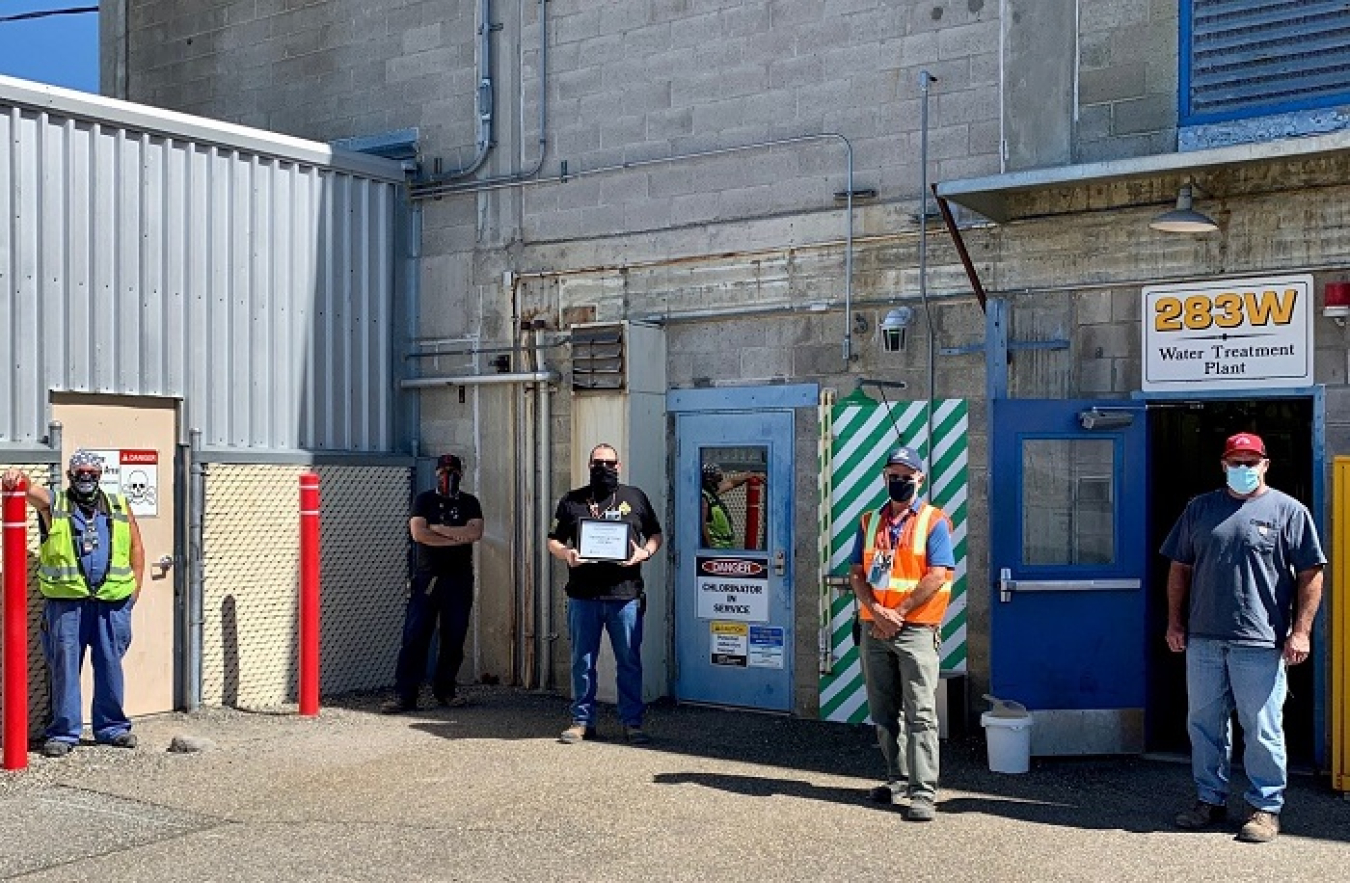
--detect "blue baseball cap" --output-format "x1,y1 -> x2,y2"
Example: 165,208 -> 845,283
885,446 -> 925,472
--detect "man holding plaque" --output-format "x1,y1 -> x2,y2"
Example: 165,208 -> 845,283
548,443 -> 663,745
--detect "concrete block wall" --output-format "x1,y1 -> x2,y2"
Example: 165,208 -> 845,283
1076,0 -> 1179,162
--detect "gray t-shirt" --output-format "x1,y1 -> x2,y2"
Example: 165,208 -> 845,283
1160,487 -> 1326,648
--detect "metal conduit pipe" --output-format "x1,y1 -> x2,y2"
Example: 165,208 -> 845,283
416,133 -> 856,364
186,428 -> 205,711
400,370 -> 557,389
422,0 -> 495,182
413,0 -> 550,193
918,71 -> 938,460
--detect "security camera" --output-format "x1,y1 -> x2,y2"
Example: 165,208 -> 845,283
879,307 -> 914,353
1078,408 -> 1135,430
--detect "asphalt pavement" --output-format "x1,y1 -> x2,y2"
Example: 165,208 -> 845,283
2,686 -> 1348,882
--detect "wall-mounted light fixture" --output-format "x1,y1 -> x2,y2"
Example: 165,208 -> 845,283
1149,182 -> 1219,234
879,306 -> 915,353
1324,281 -> 1350,326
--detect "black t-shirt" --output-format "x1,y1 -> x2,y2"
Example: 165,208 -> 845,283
549,483 -> 662,601
413,489 -> 483,576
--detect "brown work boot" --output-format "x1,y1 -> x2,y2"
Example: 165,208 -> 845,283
1237,807 -> 1280,843
1174,800 -> 1228,829
559,724 -> 596,744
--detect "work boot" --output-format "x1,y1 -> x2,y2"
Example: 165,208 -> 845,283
559,724 -> 596,744
867,780 -> 905,804
41,739 -> 72,758
623,725 -> 652,745
379,697 -> 419,715
1237,807 -> 1280,843
1174,800 -> 1228,829
107,732 -> 137,749
905,797 -> 937,822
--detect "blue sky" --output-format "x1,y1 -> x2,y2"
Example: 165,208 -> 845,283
0,3 -> 99,93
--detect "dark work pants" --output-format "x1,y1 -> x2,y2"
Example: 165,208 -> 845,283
393,572 -> 474,703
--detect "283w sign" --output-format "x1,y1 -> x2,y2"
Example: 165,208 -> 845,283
1141,275 -> 1312,391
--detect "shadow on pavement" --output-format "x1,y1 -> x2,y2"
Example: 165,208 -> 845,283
326,686 -> 1350,843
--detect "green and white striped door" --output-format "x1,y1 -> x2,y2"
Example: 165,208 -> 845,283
818,390 -> 969,723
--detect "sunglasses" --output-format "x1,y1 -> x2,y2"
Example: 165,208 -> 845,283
1226,459 -> 1263,469
71,470 -> 101,481
591,458 -> 618,468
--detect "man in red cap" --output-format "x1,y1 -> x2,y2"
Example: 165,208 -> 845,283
382,454 -> 484,713
1160,432 -> 1325,843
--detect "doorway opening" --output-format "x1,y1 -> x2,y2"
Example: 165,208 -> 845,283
1146,397 -> 1316,767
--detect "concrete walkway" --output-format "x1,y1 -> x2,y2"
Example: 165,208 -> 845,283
2,686 -> 1347,882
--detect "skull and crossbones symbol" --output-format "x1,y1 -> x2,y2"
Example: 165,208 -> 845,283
125,469 -> 156,506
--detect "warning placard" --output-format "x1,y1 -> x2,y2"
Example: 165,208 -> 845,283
748,625 -> 785,669
710,621 -> 748,667
696,555 -> 770,622
89,449 -> 160,517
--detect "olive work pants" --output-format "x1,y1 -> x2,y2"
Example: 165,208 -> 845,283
859,623 -> 942,801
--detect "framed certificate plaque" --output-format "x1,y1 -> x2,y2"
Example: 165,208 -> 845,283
577,518 -> 632,562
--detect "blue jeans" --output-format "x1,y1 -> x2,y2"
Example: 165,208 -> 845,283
393,573 -> 474,703
1186,637 -> 1288,813
567,597 -> 643,728
41,597 -> 135,744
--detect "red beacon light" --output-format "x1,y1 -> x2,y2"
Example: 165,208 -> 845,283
1324,281 -> 1350,319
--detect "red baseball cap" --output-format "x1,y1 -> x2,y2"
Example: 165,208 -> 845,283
1223,433 -> 1266,459
436,454 -> 464,471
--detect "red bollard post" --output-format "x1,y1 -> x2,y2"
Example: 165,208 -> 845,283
3,476 -> 30,770
298,472 -> 320,717
744,474 -> 764,551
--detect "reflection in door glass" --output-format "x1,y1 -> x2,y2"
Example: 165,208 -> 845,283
1022,439 -> 1114,565
699,447 -> 768,550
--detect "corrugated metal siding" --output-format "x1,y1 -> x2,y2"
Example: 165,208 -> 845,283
1186,0 -> 1350,122
0,83 -> 402,452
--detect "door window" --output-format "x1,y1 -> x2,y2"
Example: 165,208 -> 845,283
698,447 -> 768,550
1021,438 -> 1114,565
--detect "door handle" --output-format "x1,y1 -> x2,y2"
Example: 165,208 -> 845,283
999,568 -> 1140,602
151,554 -> 174,581
773,549 -> 785,576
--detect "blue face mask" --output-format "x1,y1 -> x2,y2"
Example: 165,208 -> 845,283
1226,465 -> 1260,495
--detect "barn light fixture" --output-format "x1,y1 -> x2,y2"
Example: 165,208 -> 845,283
1150,183 -> 1219,234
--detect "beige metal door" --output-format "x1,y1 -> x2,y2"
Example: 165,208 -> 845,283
52,394 -> 178,717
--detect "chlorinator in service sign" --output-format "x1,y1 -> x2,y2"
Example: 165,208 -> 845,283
696,556 -> 770,622
1142,274 -> 1312,391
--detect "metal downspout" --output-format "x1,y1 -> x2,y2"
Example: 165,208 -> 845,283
186,428 -> 205,711
535,357 -> 553,690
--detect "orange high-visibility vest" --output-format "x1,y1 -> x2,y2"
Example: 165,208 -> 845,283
857,503 -> 952,626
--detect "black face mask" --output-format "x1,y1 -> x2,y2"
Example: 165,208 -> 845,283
887,475 -> 917,504
439,471 -> 462,497
589,464 -> 619,496
69,472 -> 101,506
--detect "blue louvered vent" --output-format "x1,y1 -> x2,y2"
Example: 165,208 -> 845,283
1183,0 -> 1350,124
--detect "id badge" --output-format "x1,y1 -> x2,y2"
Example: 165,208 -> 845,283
867,550 -> 893,590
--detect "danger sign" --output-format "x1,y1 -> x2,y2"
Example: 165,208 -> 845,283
89,448 -> 160,517
696,555 -> 769,622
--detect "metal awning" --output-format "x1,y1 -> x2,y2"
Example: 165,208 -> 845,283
935,128 -> 1350,223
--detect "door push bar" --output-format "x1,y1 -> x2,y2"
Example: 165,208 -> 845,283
998,567 -> 1141,603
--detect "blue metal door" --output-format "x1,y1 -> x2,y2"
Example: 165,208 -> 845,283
674,410 -> 794,710
990,399 -> 1148,753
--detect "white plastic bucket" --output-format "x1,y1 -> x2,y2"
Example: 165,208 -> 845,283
981,696 -> 1033,774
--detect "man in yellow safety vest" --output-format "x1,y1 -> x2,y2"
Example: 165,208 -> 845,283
3,450 -> 145,758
